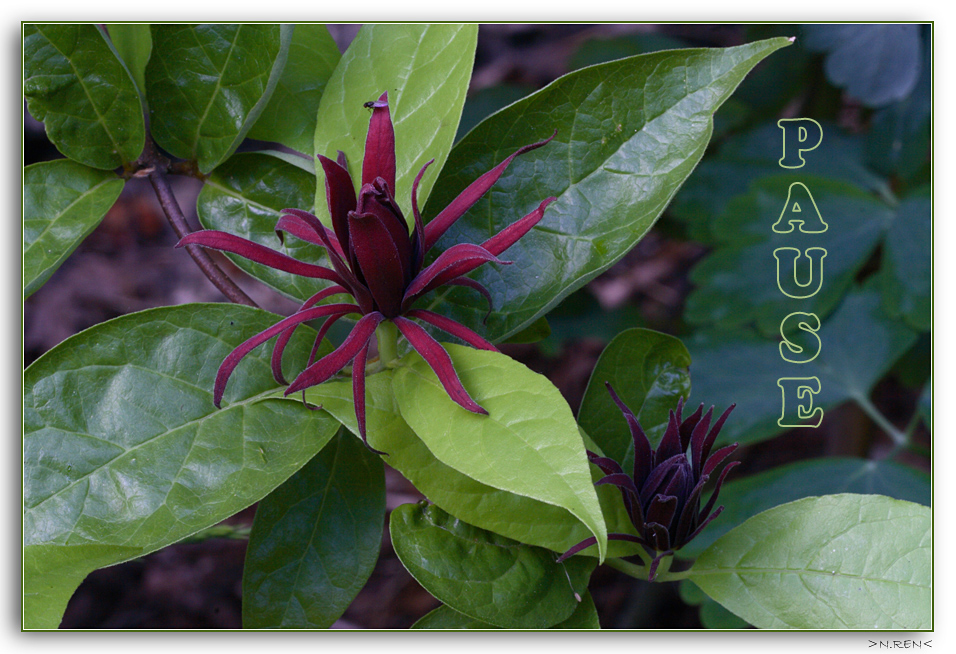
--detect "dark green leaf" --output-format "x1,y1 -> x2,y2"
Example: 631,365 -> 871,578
391,502 -> 595,628
686,286 -> 917,446
242,430 -> 385,628
196,151 -> 323,302
679,457 -> 931,559
24,24 -> 145,169
307,373 -> 632,558
688,494 -> 931,629
802,25 -> 922,107
412,591 -> 599,629
146,25 -> 292,173
23,304 -> 340,628
392,345 -> 607,560
314,24 -> 477,216
577,328 -> 691,467
421,38 -> 792,342
106,24 -> 152,97
247,25 -> 341,154
23,160 -> 124,298
879,192 -> 931,331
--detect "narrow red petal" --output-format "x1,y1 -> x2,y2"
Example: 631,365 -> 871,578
177,230 -> 345,284
405,309 -> 497,351
402,243 -> 508,307
285,312 -> 385,394
316,156 -> 357,253
393,316 -> 487,415
362,91 -> 396,192
424,130 -> 556,251
481,196 -> 556,256
214,303 -> 359,407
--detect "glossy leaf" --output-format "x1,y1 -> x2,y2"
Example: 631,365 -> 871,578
146,25 -> 292,173
678,457 -> 931,559
307,372 -> 630,557
247,24 -> 341,154
687,494 -> 931,629
196,151 -> 323,302
24,24 -> 145,169
686,286 -> 917,446
314,24 -> 477,217
392,345 -> 607,560
24,304 -> 340,628
391,502 -> 595,629
577,328 -> 691,467
421,38 -> 792,342
879,192 -> 931,331
242,430 -> 385,628
685,176 -> 892,335
412,591 -> 599,629
802,25 -> 922,107
106,24 -> 152,96
23,160 -> 124,298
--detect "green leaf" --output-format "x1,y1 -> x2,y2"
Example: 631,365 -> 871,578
24,24 -> 145,169
577,328 -> 691,467
802,25 -> 922,107
412,591 -> 600,629
146,25 -> 292,173
314,24 -> 477,217
685,175 -> 893,335
196,151 -> 322,302
247,25 -> 341,154
879,192 -> 931,331
687,494 -> 931,629
23,159 -> 124,298
24,304 -> 340,628
307,372 -> 625,557
392,345 -> 607,560
391,502 -> 595,629
686,286 -> 916,446
679,457 -> 931,559
106,24 -> 152,97
421,38 -> 792,342
242,429 -> 385,628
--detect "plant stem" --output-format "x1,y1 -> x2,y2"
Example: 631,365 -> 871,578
852,392 -> 907,446
142,139 -> 258,307
376,320 -> 399,365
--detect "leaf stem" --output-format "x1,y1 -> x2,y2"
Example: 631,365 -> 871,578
376,320 -> 399,366
852,392 -> 907,446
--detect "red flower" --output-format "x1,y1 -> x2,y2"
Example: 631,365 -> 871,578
178,92 -> 556,451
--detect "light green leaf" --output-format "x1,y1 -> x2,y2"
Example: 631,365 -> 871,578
242,429 -> 384,628
24,304 -> 340,628
392,345 -> 607,560
687,494 -> 931,629
308,372 -> 626,557
392,502 -> 595,629
879,192 -> 931,331
314,24 -> 477,218
412,591 -> 599,629
686,286 -> 916,446
679,457 -> 931,559
577,328 -> 691,467
421,38 -> 792,342
248,24 -> 341,154
196,151 -> 323,302
23,160 -> 124,298
106,24 -> 152,97
24,24 -> 145,169
146,25 -> 292,173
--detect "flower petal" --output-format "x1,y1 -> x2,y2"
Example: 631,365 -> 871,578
393,316 -> 487,415
480,196 -> 556,256
362,91 -> 396,192
424,130 -> 557,251
177,230 -> 345,284
405,309 -> 497,352
214,303 -> 359,407
285,312 -> 385,395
